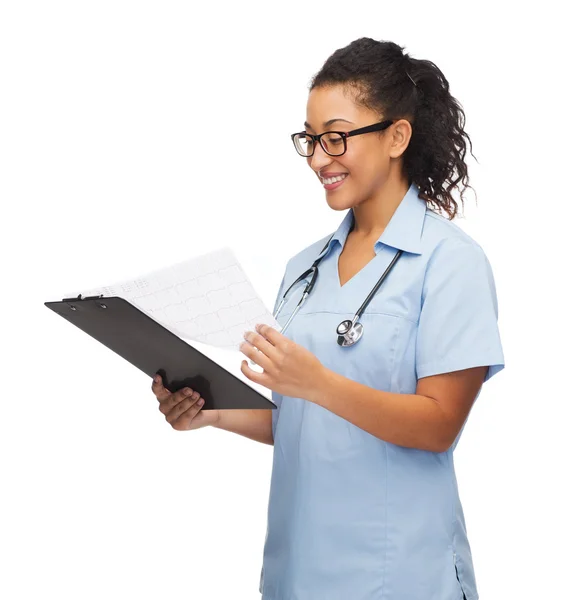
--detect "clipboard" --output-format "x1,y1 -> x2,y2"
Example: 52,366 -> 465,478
44,294 -> 276,411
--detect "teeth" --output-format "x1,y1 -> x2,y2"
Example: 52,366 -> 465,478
322,174 -> 347,184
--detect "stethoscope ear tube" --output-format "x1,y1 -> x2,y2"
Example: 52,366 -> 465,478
279,291 -> 308,335
273,237 -> 333,328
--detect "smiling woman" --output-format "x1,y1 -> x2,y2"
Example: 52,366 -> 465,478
235,37 -> 505,600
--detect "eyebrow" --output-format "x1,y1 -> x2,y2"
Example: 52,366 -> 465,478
303,118 -> 353,130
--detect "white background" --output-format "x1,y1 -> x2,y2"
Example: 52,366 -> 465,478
1,1 -> 560,599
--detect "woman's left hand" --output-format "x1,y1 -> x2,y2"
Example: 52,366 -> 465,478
239,324 -> 325,400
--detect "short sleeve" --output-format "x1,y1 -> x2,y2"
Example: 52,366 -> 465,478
415,238 -> 505,383
271,270 -> 288,441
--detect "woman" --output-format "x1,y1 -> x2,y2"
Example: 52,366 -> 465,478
152,38 -> 505,600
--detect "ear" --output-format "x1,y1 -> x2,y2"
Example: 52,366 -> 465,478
388,119 -> 413,159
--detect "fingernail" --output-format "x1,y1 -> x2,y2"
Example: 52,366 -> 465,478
154,376 -> 159,383
197,398 -> 204,406
183,387 -> 192,395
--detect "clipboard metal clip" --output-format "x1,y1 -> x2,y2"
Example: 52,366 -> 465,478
62,293 -> 105,302
63,294 -> 107,310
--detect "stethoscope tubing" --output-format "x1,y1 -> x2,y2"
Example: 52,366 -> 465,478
354,248 -> 403,320
274,235 -> 403,345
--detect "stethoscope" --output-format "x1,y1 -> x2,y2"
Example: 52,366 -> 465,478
273,235 -> 403,347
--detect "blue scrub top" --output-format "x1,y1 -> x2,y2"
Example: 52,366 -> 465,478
259,183 -> 505,600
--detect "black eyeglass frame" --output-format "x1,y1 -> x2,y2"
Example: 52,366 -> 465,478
291,120 -> 395,157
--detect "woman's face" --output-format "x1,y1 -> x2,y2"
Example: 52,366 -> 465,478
304,84 -> 411,211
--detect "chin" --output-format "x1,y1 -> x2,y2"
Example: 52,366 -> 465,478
325,193 -> 354,211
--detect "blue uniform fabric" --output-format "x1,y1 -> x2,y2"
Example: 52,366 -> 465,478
259,182 -> 505,600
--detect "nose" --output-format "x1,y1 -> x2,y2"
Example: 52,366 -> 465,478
308,142 -> 335,173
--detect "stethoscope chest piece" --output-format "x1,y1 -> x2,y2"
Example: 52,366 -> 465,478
336,319 -> 364,347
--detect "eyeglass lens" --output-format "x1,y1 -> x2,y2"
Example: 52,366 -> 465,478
294,133 -> 345,156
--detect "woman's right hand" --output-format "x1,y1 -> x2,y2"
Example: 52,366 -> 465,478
152,375 -> 220,431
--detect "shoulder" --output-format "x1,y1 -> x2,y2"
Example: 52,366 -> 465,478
282,232 -> 333,280
420,208 -> 498,299
421,207 -> 491,265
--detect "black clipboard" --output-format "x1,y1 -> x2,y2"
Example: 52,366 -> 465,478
44,294 -> 276,411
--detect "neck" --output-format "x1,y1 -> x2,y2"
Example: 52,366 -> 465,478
351,177 -> 410,238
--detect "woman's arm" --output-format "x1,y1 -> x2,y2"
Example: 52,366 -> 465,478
213,408 -> 274,446
308,365 -> 488,452
239,324 -> 489,453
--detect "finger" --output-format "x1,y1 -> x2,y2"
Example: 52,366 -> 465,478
239,339 -> 275,371
169,397 -> 206,430
242,330 -> 278,360
167,392 -> 204,424
151,375 -> 173,401
159,386 -> 197,414
255,324 -> 285,347
166,395 -> 199,423
241,359 -> 270,387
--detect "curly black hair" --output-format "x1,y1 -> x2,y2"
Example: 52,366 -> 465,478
308,38 -> 477,220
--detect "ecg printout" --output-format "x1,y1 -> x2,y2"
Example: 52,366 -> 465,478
63,248 -> 282,351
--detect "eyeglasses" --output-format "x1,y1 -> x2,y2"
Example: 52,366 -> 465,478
291,120 -> 394,157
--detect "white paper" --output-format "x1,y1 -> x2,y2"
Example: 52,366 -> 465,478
63,247 -> 281,351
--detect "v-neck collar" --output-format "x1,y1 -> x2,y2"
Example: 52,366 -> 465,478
336,250 -> 378,289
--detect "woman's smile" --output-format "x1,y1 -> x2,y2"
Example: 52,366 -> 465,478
322,173 -> 349,190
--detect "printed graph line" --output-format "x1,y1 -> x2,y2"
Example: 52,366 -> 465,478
72,248 -> 280,350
